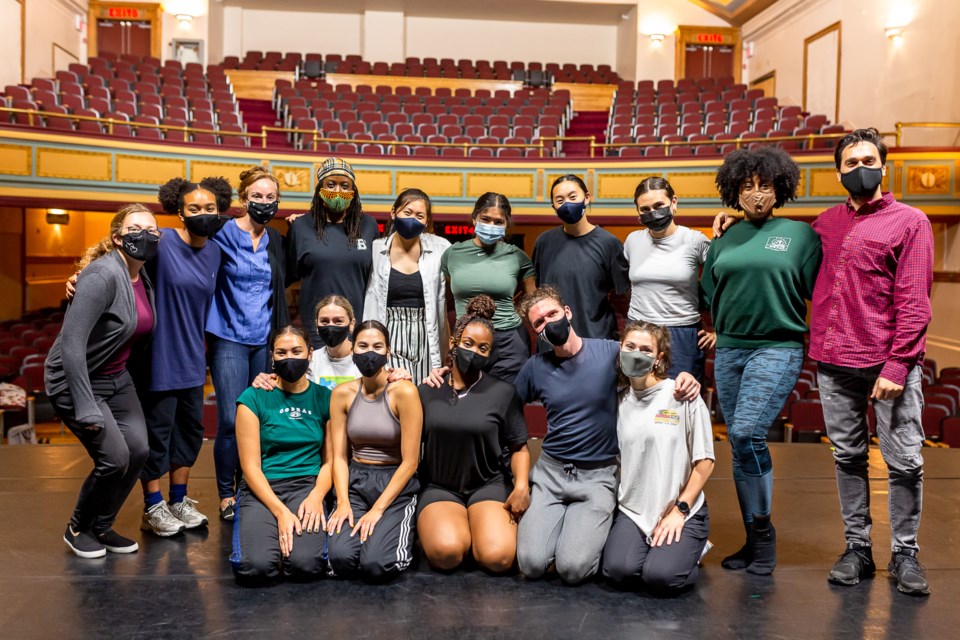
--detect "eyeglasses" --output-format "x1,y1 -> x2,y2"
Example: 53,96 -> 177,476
122,226 -> 160,237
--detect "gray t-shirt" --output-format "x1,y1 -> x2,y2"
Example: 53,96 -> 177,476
617,378 -> 714,537
624,225 -> 710,326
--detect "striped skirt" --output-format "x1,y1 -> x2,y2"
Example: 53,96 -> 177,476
386,306 -> 430,384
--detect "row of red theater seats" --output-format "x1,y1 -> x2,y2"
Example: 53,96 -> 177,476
606,130 -> 847,158
226,52 -> 619,83
608,120 -> 842,145
0,311 -> 63,389
294,141 -> 545,158
784,362 -> 960,446
3,91 -> 241,126
286,116 -> 565,140
288,124 -> 563,154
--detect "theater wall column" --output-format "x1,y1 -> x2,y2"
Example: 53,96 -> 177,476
362,10 -> 404,65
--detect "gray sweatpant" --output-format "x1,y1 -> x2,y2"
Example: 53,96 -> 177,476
230,476 -> 327,583
517,452 -> 618,584
818,363 -> 924,553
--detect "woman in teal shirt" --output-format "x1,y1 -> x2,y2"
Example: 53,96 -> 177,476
440,193 -> 536,383
230,325 -> 333,584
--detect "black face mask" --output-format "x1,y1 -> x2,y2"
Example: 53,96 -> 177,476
182,213 -> 228,238
120,230 -> 160,262
274,357 -> 309,383
353,351 -> 388,377
454,346 -> 489,376
539,315 -> 571,347
247,201 -> 279,225
840,166 -> 883,199
640,206 -> 674,232
317,324 -> 350,348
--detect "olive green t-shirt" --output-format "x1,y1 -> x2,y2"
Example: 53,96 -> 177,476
440,240 -> 535,330
237,382 -> 332,480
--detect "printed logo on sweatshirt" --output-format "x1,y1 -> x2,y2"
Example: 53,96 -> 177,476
355,239 -> 367,250
654,409 -> 680,426
764,237 -> 792,252
279,407 -> 314,420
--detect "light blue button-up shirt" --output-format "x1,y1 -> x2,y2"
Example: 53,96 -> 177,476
207,219 -> 272,346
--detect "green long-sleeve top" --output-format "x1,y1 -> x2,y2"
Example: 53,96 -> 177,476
700,216 -> 822,349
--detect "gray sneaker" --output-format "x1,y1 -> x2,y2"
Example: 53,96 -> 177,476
169,497 -> 209,529
141,501 -> 186,537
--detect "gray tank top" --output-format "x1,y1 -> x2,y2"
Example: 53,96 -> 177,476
346,384 -> 403,464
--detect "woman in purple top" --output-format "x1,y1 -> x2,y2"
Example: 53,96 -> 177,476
46,204 -> 158,558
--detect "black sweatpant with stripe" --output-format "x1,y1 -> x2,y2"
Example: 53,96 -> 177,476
327,462 -> 419,580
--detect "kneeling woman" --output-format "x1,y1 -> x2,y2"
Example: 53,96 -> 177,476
417,296 -> 530,573
231,325 -> 332,583
602,321 -> 715,594
326,321 -> 422,580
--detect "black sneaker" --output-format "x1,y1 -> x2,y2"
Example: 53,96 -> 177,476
63,524 -> 106,559
828,543 -> 875,586
97,529 -> 139,554
888,550 -> 930,596
219,500 -> 236,522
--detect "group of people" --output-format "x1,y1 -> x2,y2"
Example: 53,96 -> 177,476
44,127 -> 933,597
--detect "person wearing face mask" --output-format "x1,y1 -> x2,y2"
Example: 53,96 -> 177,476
416,295 -> 531,573
46,204 -> 158,558
286,158 -> 379,348
713,129 -> 933,596
440,192 -> 536,383
363,188 -> 451,384
208,166 -> 290,521
601,321 -> 715,595
532,175 -> 629,347
63,177 -> 231,536
510,287 -> 702,584
701,146 -> 822,576
231,325 -> 333,584
326,321 -> 423,580
624,178 -> 714,382
136,176 -> 232,536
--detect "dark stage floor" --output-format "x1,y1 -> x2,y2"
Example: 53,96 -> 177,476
1,442 -> 958,639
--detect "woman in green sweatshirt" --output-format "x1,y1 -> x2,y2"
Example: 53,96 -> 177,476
701,146 -> 822,576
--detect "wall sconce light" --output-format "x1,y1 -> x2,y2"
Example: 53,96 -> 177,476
177,14 -> 194,30
649,33 -> 666,46
46,209 -> 70,225
884,27 -> 904,44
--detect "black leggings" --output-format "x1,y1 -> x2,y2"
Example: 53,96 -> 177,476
50,370 -> 148,534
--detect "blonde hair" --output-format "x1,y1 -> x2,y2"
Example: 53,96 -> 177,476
237,166 -> 280,203
77,204 -> 154,270
314,294 -> 355,323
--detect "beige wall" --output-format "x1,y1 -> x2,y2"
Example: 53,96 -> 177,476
363,10 -> 405,65
0,0 -> 23,87
227,9 -> 362,58
631,0 -> 730,82
616,7 -> 638,82
404,17 -> 618,67
743,0 -> 960,146
23,0 -> 85,81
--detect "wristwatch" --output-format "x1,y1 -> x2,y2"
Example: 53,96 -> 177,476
675,500 -> 691,516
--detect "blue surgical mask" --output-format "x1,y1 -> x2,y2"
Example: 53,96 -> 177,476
475,222 -> 505,245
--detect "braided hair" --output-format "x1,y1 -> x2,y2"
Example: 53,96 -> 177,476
446,294 -> 496,403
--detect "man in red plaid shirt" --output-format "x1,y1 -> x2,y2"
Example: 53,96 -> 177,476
712,128 -> 933,596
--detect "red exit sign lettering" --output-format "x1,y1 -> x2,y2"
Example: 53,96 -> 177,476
107,7 -> 141,18
696,33 -> 725,44
444,225 -> 474,235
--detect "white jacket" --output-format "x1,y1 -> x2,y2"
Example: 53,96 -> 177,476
363,232 -> 451,370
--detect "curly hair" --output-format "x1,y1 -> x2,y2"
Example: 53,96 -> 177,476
714,146 -> 800,210
307,182 -> 364,245
517,285 -> 566,326
445,295 -> 496,402
157,176 -> 233,214
77,204 -> 155,270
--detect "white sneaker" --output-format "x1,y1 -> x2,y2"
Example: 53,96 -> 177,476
169,497 -> 209,529
699,540 -> 715,566
141,501 -> 186,537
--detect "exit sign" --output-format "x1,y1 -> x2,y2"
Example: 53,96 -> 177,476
696,33 -> 726,44
107,7 -> 141,19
